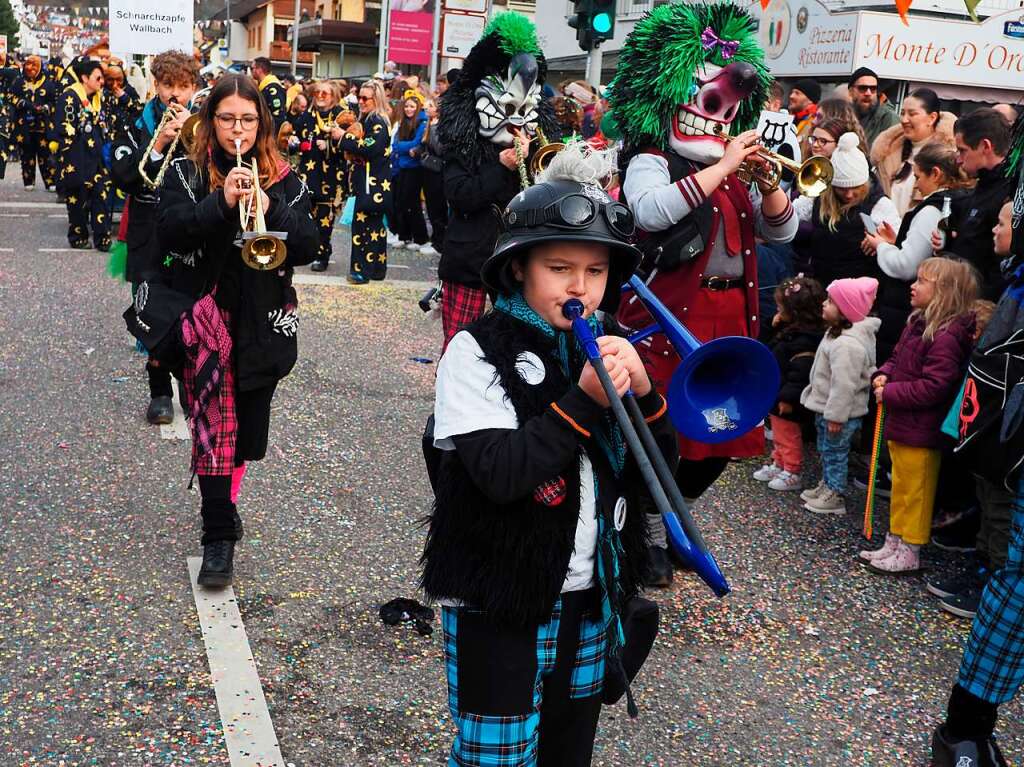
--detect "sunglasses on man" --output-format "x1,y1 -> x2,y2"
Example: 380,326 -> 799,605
853,84 -> 878,94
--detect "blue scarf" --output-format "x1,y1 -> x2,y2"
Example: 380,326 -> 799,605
136,96 -> 166,135
494,291 -> 634,712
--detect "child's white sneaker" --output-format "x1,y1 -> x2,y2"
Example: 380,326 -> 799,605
753,463 -> 783,482
867,540 -> 921,575
768,471 -> 802,491
800,479 -> 826,502
804,487 -> 846,515
858,532 -> 900,564
386,232 -> 400,246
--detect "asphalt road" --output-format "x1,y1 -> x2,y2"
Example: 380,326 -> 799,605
0,166 -> 1021,766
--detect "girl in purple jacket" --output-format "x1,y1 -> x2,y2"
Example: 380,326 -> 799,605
861,258 -> 978,574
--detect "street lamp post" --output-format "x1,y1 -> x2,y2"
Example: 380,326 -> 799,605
291,0 -> 300,76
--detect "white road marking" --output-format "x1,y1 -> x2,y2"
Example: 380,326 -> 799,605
160,385 -> 190,441
0,201 -> 65,209
0,213 -> 30,217
38,248 -> 91,253
0,248 -> 13,252
187,557 -> 285,767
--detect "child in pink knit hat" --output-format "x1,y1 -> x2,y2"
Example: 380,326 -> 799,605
799,277 -> 881,514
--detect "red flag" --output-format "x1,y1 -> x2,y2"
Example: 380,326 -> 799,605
761,0 -> 770,9
896,0 -> 912,25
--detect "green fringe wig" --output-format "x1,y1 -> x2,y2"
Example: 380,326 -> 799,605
609,2 -> 770,153
484,11 -> 542,58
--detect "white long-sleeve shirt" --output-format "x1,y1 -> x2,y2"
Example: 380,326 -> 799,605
875,204 -> 943,281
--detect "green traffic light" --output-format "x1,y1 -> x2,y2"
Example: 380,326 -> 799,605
592,12 -> 612,34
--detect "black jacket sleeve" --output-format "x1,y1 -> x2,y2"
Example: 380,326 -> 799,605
110,126 -> 158,194
157,160 -> 228,254
443,154 -> 518,215
265,171 -> 319,267
777,351 -> 815,406
450,386 -> 609,504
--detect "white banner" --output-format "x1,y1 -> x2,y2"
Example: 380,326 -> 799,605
444,0 -> 486,12
854,9 -> 1024,91
441,12 -> 486,60
108,0 -> 192,56
751,0 -> 859,78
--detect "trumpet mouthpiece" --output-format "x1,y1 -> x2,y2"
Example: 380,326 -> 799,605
562,299 -> 585,320
234,138 -> 242,153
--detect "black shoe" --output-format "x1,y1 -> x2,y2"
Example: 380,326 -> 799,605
197,540 -> 235,587
310,259 -> 328,272
932,511 -> 980,553
347,273 -> 369,285
926,563 -> 989,600
145,395 -> 174,425
932,724 -> 1008,767
95,239 -> 111,252
645,546 -> 674,588
853,469 -> 891,498
69,240 -> 90,249
940,582 -> 986,620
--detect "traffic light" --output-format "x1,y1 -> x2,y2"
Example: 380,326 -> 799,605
568,1 -> 593,52
589,0 -> 616,44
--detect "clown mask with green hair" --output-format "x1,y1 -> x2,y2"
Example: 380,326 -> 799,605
609,3 -> 770,166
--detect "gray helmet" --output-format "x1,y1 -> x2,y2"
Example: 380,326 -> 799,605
483,179 -> 642,312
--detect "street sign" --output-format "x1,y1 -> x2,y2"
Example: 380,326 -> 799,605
442,13 -> 486,59
108,0 -> 193,55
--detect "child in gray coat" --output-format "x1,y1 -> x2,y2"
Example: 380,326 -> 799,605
800,277 -> 881,514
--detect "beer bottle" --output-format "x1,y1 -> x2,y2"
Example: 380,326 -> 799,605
935,195 -> 953,251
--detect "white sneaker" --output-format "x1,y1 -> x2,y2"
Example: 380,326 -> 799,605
418,244 -> 439,257
752,463 -> 783,482
800,479 -> 826,502
386,232 -> 400,247
858,533 -> 900,564
804,487 -> 846,515
768,471 -> 802,491
406,243 -> 422,253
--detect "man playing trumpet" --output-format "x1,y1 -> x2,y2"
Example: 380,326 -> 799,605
111,51 -> 200,425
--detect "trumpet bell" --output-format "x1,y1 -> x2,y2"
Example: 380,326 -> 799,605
529,141 -> 564,177
241,234 -> 287,271
179,114 -> 200,153
794,155 -> 833,198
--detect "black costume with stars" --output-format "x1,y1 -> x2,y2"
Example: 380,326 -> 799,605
258,76 -> 288,131
12,71 -> 57,188
56,84 -> 110,248
294,105 -> 348,264
339,113 -> 392,282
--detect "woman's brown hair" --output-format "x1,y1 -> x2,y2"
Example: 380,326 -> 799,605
774,275 -> 826,332
913,140 -> 969,190
190,74 -> 282,191
815,99 -> 868,155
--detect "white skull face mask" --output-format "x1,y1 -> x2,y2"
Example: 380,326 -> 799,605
475,52 -> 542,147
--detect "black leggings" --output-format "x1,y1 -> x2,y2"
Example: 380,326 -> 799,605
675,456 -> 731,499
393,167 -> 428,244
421,168 -> 447,251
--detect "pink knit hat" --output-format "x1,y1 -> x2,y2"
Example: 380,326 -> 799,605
827,277 -> 878,323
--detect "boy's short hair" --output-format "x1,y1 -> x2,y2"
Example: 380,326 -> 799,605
954,108 -> 1012,155
150,50 -> 199,87
74,58 -> 103,80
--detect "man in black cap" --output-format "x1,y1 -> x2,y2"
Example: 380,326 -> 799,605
787,77 -> 820,143
848,66 -> 898,148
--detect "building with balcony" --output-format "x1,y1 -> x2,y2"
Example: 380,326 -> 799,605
211,0 -> 318,75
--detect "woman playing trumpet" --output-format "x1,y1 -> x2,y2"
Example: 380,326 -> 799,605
111,50 -> 199,426
156,74 -> 318,587
293,79 -> 350,271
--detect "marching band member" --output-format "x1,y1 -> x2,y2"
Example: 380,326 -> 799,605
56,58 -> 112,251
12,55 -> 57,191
110,50 -> 200,426
153,74 -> 318,586
252,57 -> 287,131
610,4 -> 798,585
338,79 -> 392,285
294,79 -> 349,271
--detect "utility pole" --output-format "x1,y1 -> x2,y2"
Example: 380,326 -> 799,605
291,0 -> 301,76
587,45 -> 602,88
377,0 -> 391,76
225,0 -> 231,60
428,0 -> 441,90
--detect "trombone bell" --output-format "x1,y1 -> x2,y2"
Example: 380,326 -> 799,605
241,234 -> 287,271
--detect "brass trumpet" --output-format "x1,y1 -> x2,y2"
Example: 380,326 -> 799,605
707,124 -> 833,198
235,138 -> 287,271
138,100 -> 201,189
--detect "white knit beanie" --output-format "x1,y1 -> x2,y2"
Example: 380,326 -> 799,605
829,132 -> 870,188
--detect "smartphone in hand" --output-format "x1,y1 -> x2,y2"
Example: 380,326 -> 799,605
859,212 -> 878,235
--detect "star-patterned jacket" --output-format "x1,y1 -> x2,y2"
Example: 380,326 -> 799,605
12,73 -> 57,139
103,83 -> 143,145
294,105 -> 347,203
338,112 -> 392,216
55,82 -> 108,188
258,75 -> 288,131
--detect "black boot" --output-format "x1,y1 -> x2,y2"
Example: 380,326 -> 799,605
146,395 -> 174,425
310,259 -> 328,272
197,540 -> 235,587
645,546 -> 674,588
932,724 -> 1007,767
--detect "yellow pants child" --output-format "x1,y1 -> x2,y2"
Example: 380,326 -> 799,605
888,441 -> 942,545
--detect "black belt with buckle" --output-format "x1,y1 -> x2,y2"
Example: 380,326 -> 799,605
701,276 -> 745,291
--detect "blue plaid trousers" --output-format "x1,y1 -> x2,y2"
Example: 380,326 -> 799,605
441,594 -> 606,766
959,475 -> 1024,704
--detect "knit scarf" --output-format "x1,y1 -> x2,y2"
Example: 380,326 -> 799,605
494,291 -> 637,715
137,95 -> 166,135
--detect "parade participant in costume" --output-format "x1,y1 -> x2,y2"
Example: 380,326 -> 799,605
150,74 -> 318,586
103,60 -> 142,144
436,12 -> 560,350
110,50 -> 199,426
422,145 -> 672,765
338,79 -> 392,285
252,57 -> 287,131
929,120 -> 1024,765
56,58 -> 111,251
610,3 -> 798,585
294,79 -> 349,271
12,55 -> 57,190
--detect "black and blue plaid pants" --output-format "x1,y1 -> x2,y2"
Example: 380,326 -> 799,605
959,475 -> 1024,704
441,588 -> 606,766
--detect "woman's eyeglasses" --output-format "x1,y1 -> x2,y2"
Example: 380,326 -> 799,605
357,95 -> 373,102
809,135 -> 836,146
214,113 -> 259,129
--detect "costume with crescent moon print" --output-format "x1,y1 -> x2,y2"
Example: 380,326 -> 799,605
610,4 -> 797,570
339,111 -> 392,282
294,103 -> 349,265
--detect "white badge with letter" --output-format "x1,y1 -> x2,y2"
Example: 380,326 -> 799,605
613,497 -> 627,532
